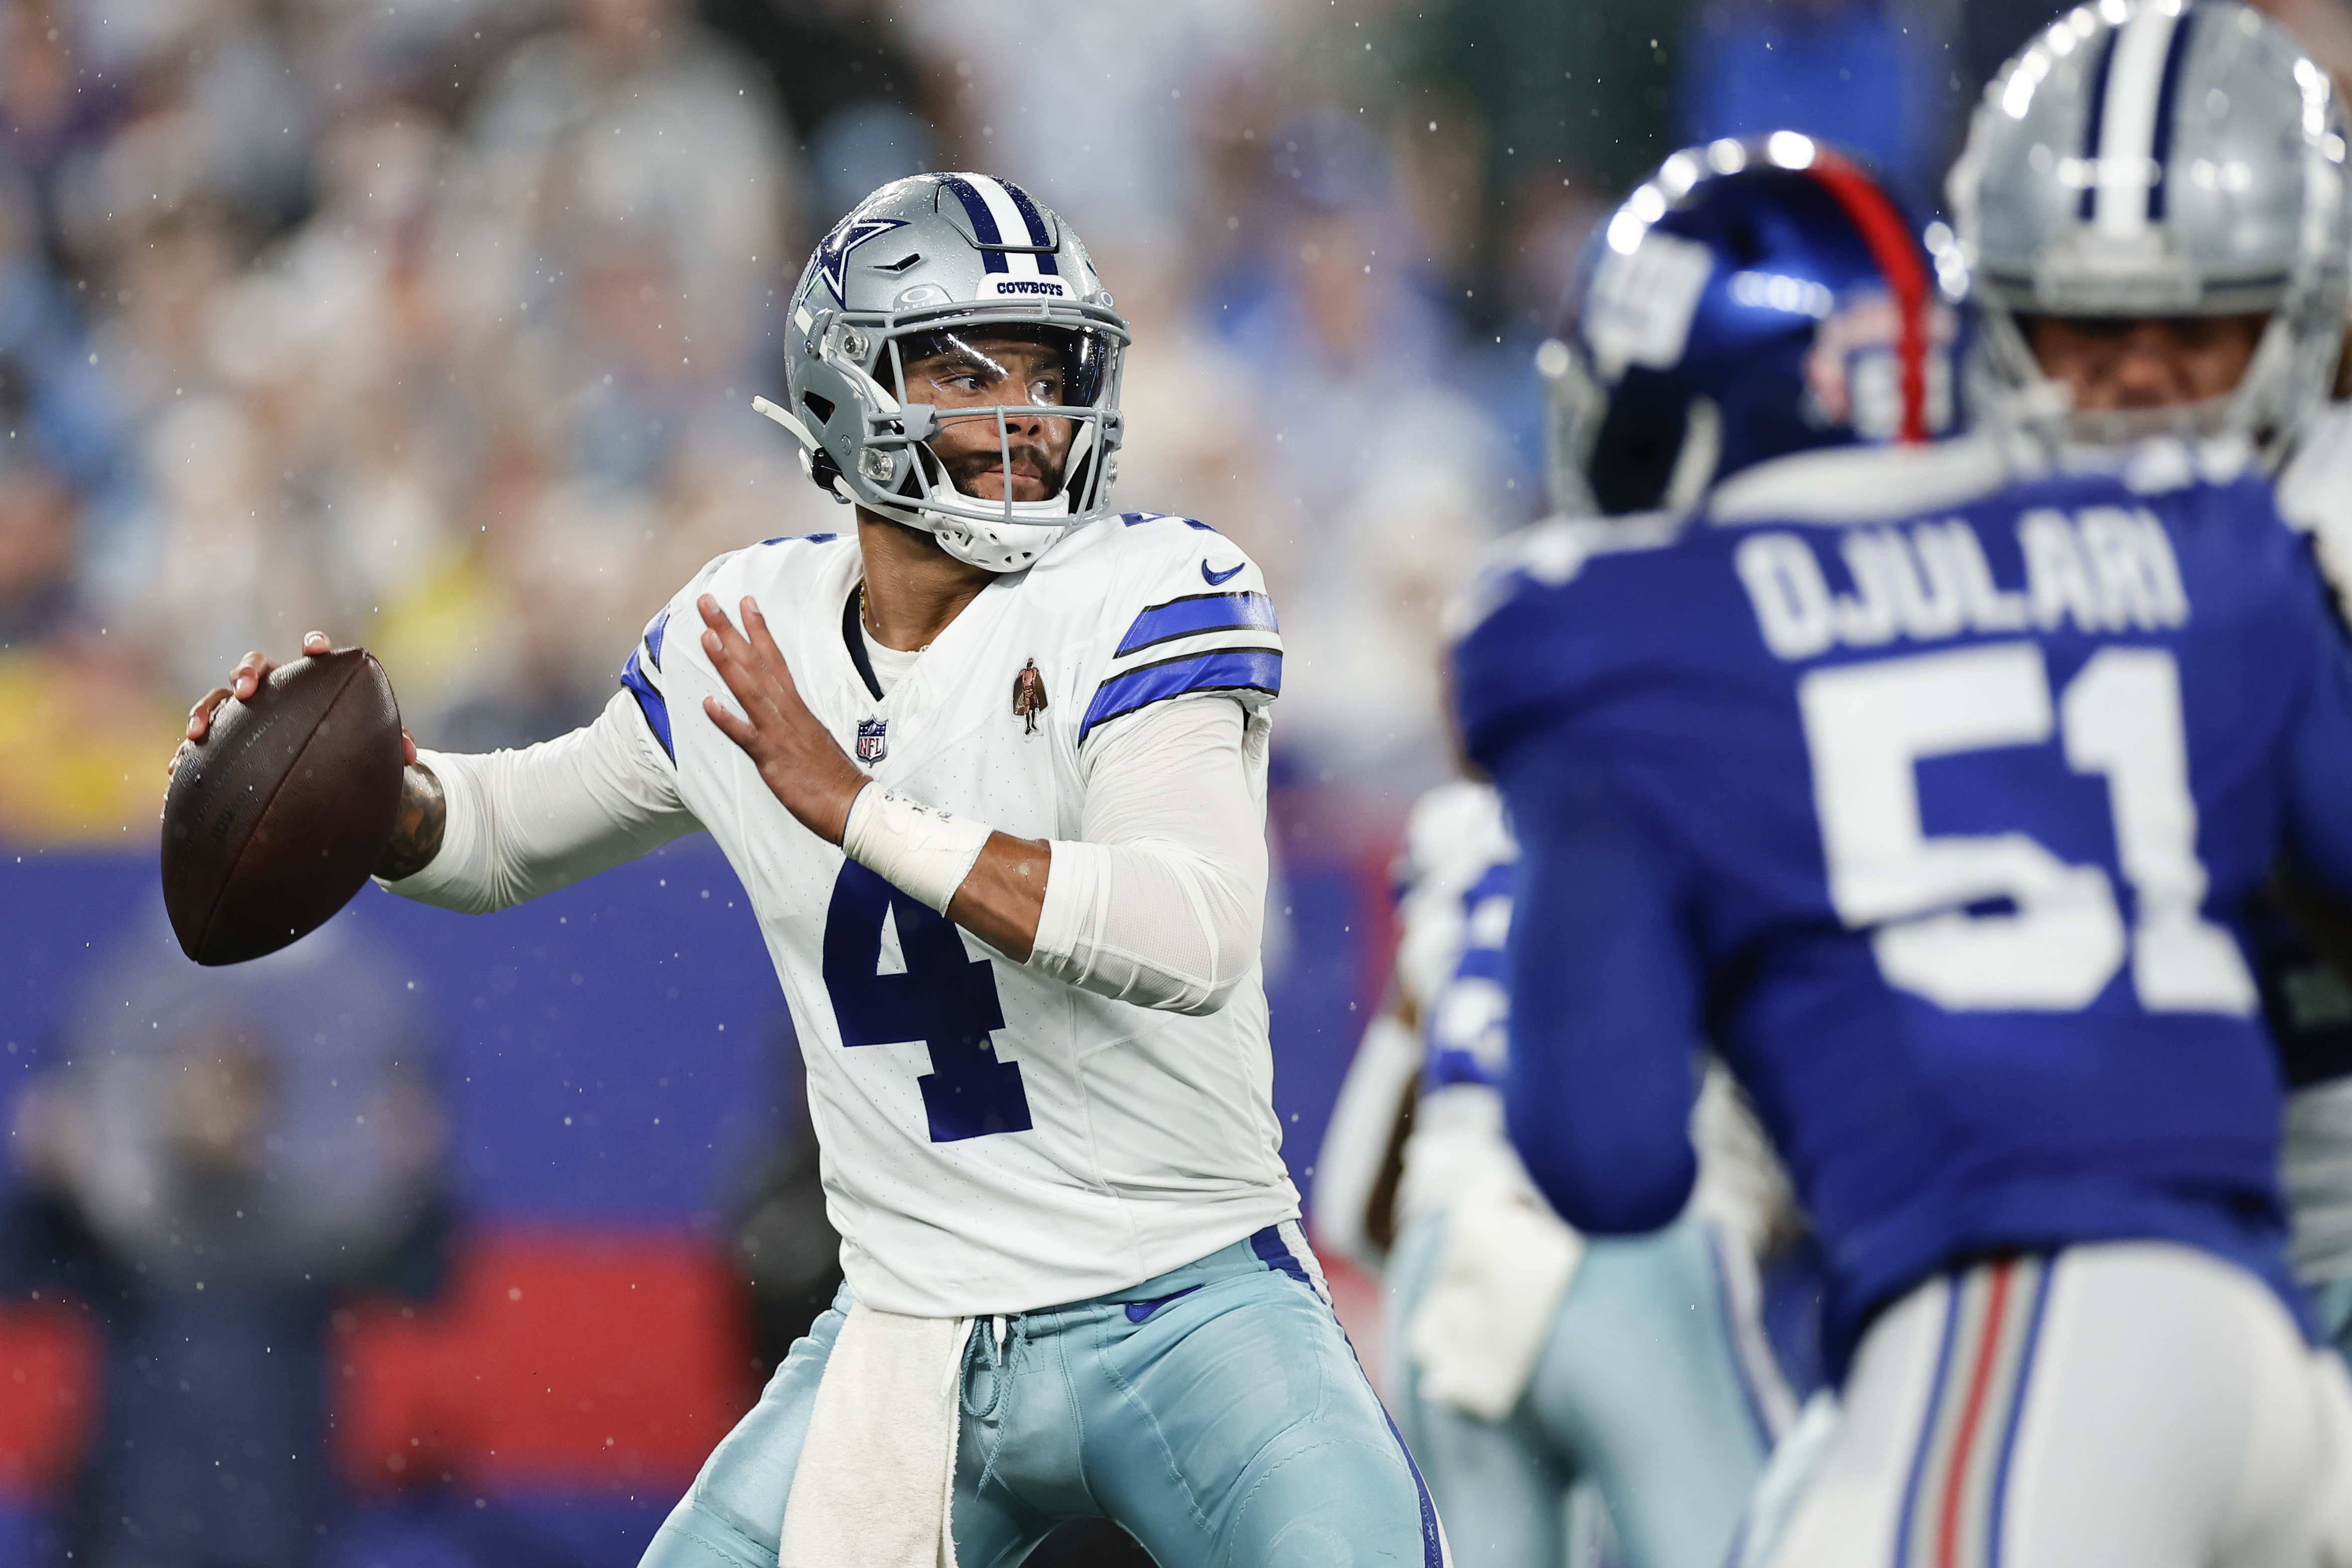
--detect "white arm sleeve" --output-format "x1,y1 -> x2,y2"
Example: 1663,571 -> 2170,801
1026,696 -> 1267,1016
380,690 -> 702,915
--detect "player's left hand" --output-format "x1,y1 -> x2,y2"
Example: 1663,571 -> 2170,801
698,593 -> 868,845
167,631 -> 420,781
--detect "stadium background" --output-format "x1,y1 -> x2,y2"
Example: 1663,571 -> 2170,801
1,0 -> 2343,1561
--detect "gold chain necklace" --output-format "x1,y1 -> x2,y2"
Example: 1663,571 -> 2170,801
858,581 -> 932,654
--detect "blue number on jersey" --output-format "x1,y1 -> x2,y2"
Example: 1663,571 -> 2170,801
822,862 -> 1033,1142
1424,859 -> 1514,1093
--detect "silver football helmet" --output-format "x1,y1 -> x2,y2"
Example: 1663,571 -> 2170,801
757,173 -> 1130,572
1947,0 -> 2350,459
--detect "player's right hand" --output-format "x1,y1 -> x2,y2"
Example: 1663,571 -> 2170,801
170,631 -> 419,778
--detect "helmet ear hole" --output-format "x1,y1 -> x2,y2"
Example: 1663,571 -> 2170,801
1586,378 -> 1691,515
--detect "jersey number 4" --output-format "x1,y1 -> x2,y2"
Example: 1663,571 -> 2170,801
824,862 -> 1034,1141
1800,641 -> 2258,1015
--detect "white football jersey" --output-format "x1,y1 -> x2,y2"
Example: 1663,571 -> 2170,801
1388,779 -> 1797,1258
619,510 -> 1299,1317
1387,782 -> 1543,1233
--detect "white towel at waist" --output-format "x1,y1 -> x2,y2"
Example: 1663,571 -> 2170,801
780,1301 -> 974,1568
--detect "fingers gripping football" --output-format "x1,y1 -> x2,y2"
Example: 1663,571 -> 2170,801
160,639 -> 412,964
698,594 -> 867,846
172,631 -> 419,776
166,632 -> 438,896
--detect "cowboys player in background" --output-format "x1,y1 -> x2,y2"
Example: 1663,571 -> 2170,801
2255,140 -> 2352,1377
1315,143 -> 1963,1568
1454,5 -> 2352,1562
182,174 -> 1448,1567
1319,786 -> 1798,1568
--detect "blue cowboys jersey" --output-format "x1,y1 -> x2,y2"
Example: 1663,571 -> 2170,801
1449,438 -> 2352,1371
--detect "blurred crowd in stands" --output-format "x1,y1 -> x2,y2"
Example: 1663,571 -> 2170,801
16,0 -> 2352,1563
0,0 -> 2014,847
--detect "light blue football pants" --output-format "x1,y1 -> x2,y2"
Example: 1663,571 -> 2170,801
641,1222 -> 1447,1567
2311,1273 -> 2352,1368
1385,1213 -> 1777,1568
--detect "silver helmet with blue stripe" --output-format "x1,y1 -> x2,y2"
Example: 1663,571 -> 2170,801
759,173 -> 1130,571
1947,0 -> 2350,456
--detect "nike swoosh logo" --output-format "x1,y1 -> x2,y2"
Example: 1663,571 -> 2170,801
1202,560 -> 1245,586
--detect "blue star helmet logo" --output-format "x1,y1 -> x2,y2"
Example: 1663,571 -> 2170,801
815,215 -> 912,304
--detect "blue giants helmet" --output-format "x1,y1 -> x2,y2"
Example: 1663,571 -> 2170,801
1544,135 -> 1960,517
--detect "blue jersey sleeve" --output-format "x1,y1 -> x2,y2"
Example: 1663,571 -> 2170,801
1489,729 -> 1705,1234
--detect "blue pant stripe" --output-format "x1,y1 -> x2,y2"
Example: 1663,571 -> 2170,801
1378,1403 -> 1449,1568
1705,1226 -> 1781,1451
1892,1277 -> 1964,1568
1260,1221 -> 1443,1563
1249,1223 -> 1313,1290
1985,1259 -> 2055,1568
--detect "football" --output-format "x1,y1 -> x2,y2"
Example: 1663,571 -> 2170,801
160,648 -> 406,966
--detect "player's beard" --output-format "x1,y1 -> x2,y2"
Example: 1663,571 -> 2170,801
936,433 -> 1069,504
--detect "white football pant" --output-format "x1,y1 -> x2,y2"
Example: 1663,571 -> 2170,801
1752,1242 -> 2352,1568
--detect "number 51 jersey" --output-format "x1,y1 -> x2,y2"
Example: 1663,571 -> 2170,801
1450,439 -> 2352,1356
620,512 -> 1297,1319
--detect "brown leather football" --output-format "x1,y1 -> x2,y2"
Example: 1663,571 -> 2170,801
161,648 -> 406,966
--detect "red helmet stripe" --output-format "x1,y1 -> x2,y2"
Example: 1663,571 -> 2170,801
1804,152 -> 1932,444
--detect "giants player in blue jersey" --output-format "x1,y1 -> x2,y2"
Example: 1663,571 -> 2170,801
1315,144 -> 1959,1568
1451,6 -> 2352,1562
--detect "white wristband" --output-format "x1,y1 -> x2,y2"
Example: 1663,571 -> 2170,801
840,785 -> 994,913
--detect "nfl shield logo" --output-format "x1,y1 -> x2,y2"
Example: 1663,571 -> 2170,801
855,717 -> 888,764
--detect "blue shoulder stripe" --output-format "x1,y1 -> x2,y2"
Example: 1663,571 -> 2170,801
620,650 -> 674,761
1119,511 -> 1219,534
1115,591 -> 1278,657
1080,647 -> 1281,742
642,607 -> 670,672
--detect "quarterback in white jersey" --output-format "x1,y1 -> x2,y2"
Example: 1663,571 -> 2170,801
583,513 -> 1296,1315
180,174 -> 1446,1568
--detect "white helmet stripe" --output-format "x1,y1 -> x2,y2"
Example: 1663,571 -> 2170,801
2092,3 -> 2187,236
965,175 -> 1047,281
